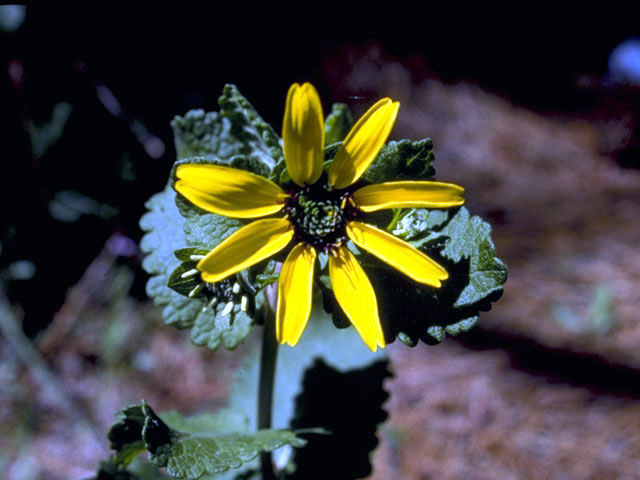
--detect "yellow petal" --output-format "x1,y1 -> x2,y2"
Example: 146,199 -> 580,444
329,246 -> 385,352
198,218 -> 293,283
276,243 -> 316,346
175,164 -> 286,218
328,98 -> 400,189
346,221 -> 448,287
283,83 -> 324,186
353,181 -> 465,212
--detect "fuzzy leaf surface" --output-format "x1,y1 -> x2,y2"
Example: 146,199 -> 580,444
139,186 -> 253,350
318,205 -> 505,345
141,85 -> 284,350
361,138 -> 436,184
106,401 -> 307,480
380,206 -> 507,345
224,305 -> 390,477
171,84 -> 282,168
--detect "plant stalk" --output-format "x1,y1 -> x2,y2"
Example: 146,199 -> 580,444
258,287 -> 279,480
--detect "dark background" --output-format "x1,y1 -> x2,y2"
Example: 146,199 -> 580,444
2,6 -> 635,335
2,5 -> 640,479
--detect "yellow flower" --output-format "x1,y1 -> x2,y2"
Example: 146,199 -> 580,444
174,83 -> 465,351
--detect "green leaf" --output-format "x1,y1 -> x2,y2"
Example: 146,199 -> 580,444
171,85 -> 282,169
170,109 -> 220,160
391,208 -> 449,238
173,247 -> 211,263
139,186 -> 187,322
396,207 -> 506,308
369,206 -> 507,345
108,405 -> 155,461
106,401 -> 307,480
361,138 -> 436,184
269,158 -> 288,185
167,262 -> 205,299
140,185 -> 254,350
170,84 -> 280,219
318,206 -> 505,346
440,208 -> 507,308
178,199 -> 244,249
289,359 -> 391,480
140,85 -> 288,350
223,305 -> 390,477
231,305 -> 388,428
218,84 -> 284,168
324,103 -> 353,146
155,429 -> 306,479
252,260 -> 279,290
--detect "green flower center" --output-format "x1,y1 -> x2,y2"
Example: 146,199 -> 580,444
284,184 -> 358,249
296,190 -> 344,236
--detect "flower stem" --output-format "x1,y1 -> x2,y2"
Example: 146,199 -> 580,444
258,288 -> 279,480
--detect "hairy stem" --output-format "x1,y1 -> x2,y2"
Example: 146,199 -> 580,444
258,284 -> 279,480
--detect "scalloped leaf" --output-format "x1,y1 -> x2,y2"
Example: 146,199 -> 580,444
171,109 -> 236,161
361,138 -> 436,184
289,359 -> 391,480
106,402 -> 307,480
140,186 -> 253,350
217,84 -> 283,168
141,85 -> 285,351
382,206 -> 506,345
171,84 -> 282,168
223,305 -> 390,477
438,208 -> 508,308
167,262 -> 206,299
99,307 -> 386,480
318,206 -> 506,346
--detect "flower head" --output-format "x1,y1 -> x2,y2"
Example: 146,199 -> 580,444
174,83 -> 465,351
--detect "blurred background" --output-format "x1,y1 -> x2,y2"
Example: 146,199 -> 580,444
1,5 -> 640,479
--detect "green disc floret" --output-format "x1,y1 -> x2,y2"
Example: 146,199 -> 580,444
284,183 -> 357,249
